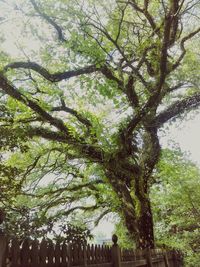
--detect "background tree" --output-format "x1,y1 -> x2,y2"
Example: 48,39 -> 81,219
1,194 -> 92,243
0,0 -> 200,249
151,148 -> 200,266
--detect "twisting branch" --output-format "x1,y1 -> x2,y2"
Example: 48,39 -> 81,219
0,73 -> 71,135
94,209 -> 112,226
31,180 -> 104,199
139,127 -> 160,186
171,27 -> 200,71
27,126 -> 69,142
30,0 -> 67,42
115,3 -> 127,43
19,156 -> 42,188
101,65 -> 124,89
56,205 -> 100,218
158,13 -> 172,86
52,100 -> 92,128
4,62 -> 99,82
154,92 -> 200,127
125,75 -> 139,107
169,0 -> 182,45
26,126 -> 104,161
84,21 -> 150,89
167,82 -> 191,93
123,0 -> 159,36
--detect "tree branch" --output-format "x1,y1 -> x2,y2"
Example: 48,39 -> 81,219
56,205 -> 100,218
4,62 -> 99,82
125,75 -> 139,107
158,13 -> 172,86
139,127 -> 160,185
101,65 -> 124,89
51,105 -> 92,128
27,126 -> 69,142
27,126 -> 104,161
171,26 -> 200,71
31,180 -> 104,199
85,21 -> 150,89
94,209 -> 111,226
126,0 -> 159,36
30,0 -> 67,42
0,73 -> 71,135
154,92 -> 200,127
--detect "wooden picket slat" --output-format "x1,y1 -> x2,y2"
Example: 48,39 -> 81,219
31,239 -> 39,267
78,244 -> 84,265
55,241 -> 61,266
68,243 -> 72,267
47,240 -> 54,267
39,239 -> 48,267
21,238 -> 31,267
61,242 -> 67,266
2,240 -> 10,267
91,244 -> 95,264
86,244 -> 91,264
10,238 -> 20,267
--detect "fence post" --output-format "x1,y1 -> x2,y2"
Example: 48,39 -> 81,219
0,232 -> 7,267
111,234 -> 121,267
145,248 -> 153,267
163,251 -> 169,267
68,243 -> 72,267
172,250 -> 183,267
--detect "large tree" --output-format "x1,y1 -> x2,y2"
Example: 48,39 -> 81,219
0,0 -> 200,249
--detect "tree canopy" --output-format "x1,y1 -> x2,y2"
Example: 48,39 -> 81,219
0,0 -> 200,249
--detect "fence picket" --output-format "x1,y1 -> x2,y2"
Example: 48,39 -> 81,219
39,239 -> 48,267
47,240 -> 54,267
55,242 -> 61,267
10,238 -> 20,267
31,239 -> 39,267
91,244 -> 95,264
61,242 -> 67,266
94,245 -> 98,264
1,239 -> 8,267
77,244 -> 82,265
86,244 -> 91,264
68,244 -> 72,267
21,238 -> 31,267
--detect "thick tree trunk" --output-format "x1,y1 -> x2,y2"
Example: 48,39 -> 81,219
106,163 -> 155,249
136,200 -> 155,249
124,198 -> 155,249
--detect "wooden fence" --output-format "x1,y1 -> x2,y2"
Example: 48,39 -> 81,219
0,233 -> 183,267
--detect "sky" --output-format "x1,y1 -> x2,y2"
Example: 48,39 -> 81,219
161,114 -> 200,166
1,0 -> 200,239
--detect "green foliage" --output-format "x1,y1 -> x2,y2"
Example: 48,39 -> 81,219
151,148 -> 200,266
114,220 -> 135,249
2,205 -> 92,244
